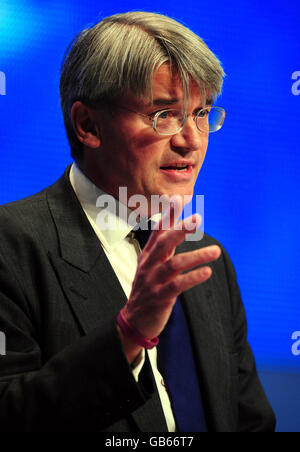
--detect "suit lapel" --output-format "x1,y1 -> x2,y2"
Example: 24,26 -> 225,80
47,249 -> 128,334
46,167 -> 128,334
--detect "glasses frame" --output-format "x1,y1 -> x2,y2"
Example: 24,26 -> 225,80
115,105 -> 226,136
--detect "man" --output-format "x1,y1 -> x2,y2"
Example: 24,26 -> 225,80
0,11 -> 275,432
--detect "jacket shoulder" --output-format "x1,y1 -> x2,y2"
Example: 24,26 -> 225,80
0,169 -> 70,235
0,170 -> 72,261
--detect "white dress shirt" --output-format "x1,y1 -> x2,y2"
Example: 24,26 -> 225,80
69,163 -> 176,432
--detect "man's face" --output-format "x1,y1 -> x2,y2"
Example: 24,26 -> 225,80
88,64 -> 210,207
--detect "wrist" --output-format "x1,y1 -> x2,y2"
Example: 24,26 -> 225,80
117,309 -> 159,350
117,324 -> 143,366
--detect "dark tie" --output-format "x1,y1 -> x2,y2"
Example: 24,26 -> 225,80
134,225 -> 207,432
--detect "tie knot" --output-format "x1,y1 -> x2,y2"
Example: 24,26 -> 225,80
134,226 -> 152,250
133,220 -> 155,249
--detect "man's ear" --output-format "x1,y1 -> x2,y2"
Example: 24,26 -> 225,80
71,101 -> 101,149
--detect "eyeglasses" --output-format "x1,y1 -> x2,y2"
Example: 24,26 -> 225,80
115,105 -> 226,136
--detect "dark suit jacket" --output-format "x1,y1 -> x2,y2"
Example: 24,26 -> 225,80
0,167 -> 275,432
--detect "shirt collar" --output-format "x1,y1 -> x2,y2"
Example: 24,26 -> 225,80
69,163 -> 160,252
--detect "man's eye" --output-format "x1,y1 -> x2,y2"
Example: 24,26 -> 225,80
196,109 -> 209,118
150,109 -> 181,120
148,110 -> 167,119
159,111 -> 171,119
149,110 -> 171,118
158,110 -> 182,120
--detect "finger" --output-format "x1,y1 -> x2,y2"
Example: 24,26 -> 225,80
158,245 -> 221,282
152,194 -> 184,232
144,214 -> 202,266
159,265 -> 213,299
141,194 -> 184,255
148,213 -> 202,253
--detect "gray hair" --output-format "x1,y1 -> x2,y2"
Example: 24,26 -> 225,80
59,11 -> 225,162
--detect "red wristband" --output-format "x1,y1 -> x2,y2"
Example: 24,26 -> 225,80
117,310 -> 159,350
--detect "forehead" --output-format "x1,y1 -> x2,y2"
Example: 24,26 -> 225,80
151,64 -> 196,100
150,64 -> 209,108
124,63 -> 209,109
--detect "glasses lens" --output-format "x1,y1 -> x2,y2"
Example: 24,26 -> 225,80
197,107 -> 225,133
155,109 -> 185,135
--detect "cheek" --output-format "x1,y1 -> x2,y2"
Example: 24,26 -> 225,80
202,147 -> 208,163
201,137 -> 209,159
126,142 -> 164,176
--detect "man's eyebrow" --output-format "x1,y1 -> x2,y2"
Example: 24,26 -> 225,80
151,98 -> 179,106
146,97 -> 214,107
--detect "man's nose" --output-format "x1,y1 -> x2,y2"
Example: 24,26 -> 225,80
170,116 -> 205,152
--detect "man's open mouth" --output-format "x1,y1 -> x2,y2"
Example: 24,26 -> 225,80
160,165 -> 189,172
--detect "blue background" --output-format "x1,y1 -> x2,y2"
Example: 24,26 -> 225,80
0,0 -> 299,431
